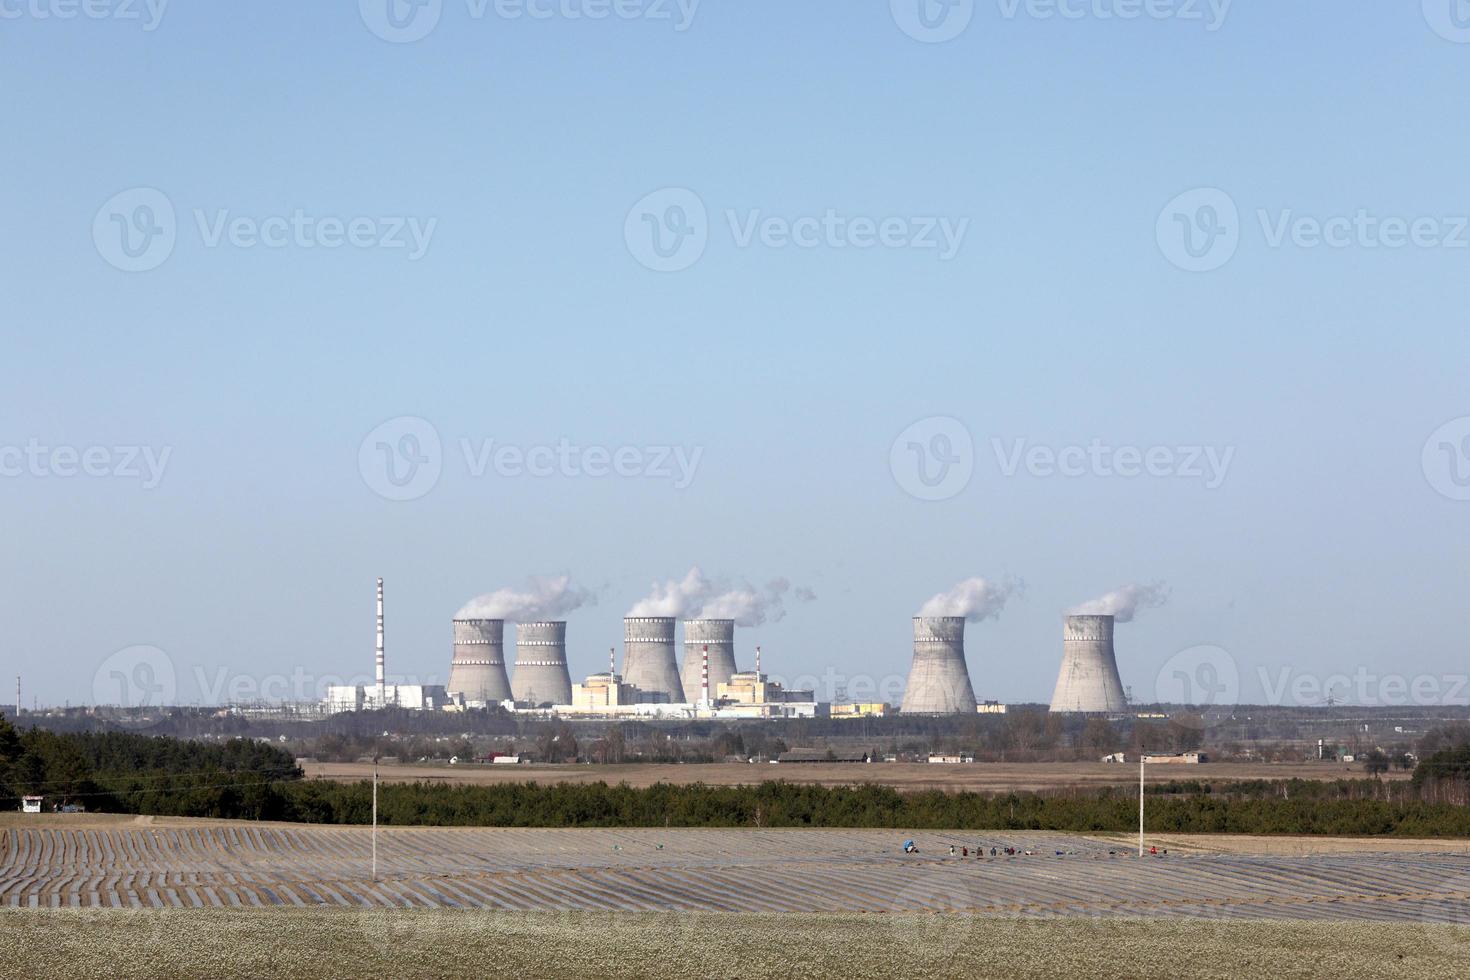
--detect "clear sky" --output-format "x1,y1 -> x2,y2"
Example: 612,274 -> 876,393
4,1 -> 1469,710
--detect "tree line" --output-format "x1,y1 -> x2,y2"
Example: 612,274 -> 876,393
0,714 -> 300,817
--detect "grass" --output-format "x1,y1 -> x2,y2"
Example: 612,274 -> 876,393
0,909 -> 1466,979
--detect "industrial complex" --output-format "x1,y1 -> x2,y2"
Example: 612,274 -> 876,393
322,579 -> 1148,720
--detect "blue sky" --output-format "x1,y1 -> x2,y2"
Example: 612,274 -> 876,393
4,1 -> 1470,709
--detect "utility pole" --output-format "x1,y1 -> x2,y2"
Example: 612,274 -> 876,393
1138,754 -> 1145,858
373,758 -> 379,887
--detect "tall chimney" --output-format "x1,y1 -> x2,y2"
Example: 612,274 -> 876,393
375,578 -> 386,705
1049,614 -> 1127,713
901,616 -> 978,714
700,644 -> 709,706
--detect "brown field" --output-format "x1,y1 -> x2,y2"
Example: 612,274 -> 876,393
4,814 -> 1469,923
303,759 -> 1399,792
4,815 -> 1469,977
2,909 -> 1468,980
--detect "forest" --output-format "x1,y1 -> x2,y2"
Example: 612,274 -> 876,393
5,714 -> 1470,835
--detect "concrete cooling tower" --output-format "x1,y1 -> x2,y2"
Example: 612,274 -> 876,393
901,616 -> 978,714
448,619 -> 512,704
511,621 -> 574,706
623,617 -> 685,703
1049,614 -> 1127,713
680,619 -> 737,700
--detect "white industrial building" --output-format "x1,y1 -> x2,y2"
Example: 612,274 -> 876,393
324,683 -> 452,714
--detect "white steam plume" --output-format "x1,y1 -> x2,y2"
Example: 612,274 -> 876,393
627,567 -> 712,618
1069,583 -> 1169,623
629,567 -> 815,627
918,577 -> 1022,621
456,574 -> 594,622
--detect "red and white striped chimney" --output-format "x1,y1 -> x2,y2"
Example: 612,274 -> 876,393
700,644 -> 709,706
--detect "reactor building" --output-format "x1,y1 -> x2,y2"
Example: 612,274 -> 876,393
622,616 -> 685,703
447,619 -> 513,705
511,620 -> 574,706
1049,614 -> 1127,713
680,619 -> 737,699
901,616 -> 978,714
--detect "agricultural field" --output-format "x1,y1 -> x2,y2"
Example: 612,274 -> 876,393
2,815 -> 1468,977
2,815 -> 1468,922
302,759 -> 1393,792
1,908 -> 1468,980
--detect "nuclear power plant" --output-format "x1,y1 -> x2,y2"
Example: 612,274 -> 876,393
317,577 -> 1157,720
680,619 -> 738,701
511,620 -> 574,706
901,616 -> 978,714
447,619 -> 513,704
621,616 -> 684,703
1049,614 -> 1128,713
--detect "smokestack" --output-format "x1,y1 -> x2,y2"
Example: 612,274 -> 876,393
681,619 -> 736,701
448,619 -> 513,704
755,645 -> 761,677
375,578 -> 386,705
1049,614 -> 1127,713
901,616 -> 977,714
622,617 -> 685,702
700,645 -> 709,706
511,621 -> 574,706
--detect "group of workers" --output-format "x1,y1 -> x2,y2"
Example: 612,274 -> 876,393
900,841 -> 1170,857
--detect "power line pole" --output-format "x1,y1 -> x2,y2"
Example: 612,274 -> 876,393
1138,753 -> 1145,858
373,758 -> 379,887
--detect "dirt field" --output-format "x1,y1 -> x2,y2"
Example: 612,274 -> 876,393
302,759 -> 1394,791
1,908 -> 1466,980
4,814 -> 1468,925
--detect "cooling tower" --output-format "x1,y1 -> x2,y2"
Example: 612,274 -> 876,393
511,621 -> 574,706
448,619 -> 512,704
1049,614 -> 1127,713
901,616 -> 978,714
623,617 -> 685,703
680,619 -> 737,699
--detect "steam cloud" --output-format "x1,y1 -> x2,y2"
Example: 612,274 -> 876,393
1069,583 -> 1169,623
918,577 -> 1022,621
627,567 -> 712,618
627,566 -> 815,627
456,574 -> 594,622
